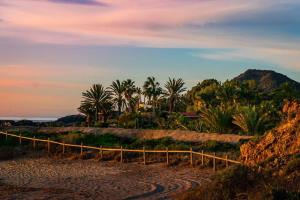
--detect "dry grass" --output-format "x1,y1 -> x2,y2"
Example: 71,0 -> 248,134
37,127 -> 252,143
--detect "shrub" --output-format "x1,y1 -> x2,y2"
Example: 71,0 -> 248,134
178,165 -> 252,200
200,105 -> 234,133
283,158 -> 300,175
0,146 -> 16,160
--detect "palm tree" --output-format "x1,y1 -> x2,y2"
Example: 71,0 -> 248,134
233,106 -> 270,135
81,84 -> 111,122
101,101 -> 113,123
143,77 -> 162,114
136,87 -> 142,110
78,102 -> 95,126
108,80 -> 125,116
217,80 -> 239,105
123,79 -> 137,112
164,78 -> 186,112
200,106 -> 234,133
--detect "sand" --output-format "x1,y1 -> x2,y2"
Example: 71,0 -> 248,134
0,156 -> 212,200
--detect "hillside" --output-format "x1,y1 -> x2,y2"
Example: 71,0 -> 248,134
240,100 -> 300,167
55,115 -> 86,126
233,69 -> 300,92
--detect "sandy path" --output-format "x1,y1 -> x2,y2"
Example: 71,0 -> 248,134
0,157 -> 212,200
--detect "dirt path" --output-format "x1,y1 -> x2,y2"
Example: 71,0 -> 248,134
0,157 -> 212,200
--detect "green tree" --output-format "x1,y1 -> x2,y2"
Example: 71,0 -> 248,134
81,84 -> 111,122
164,78 -> 186,112
78,102 -> 95,126
217,80 -> 240,105
233,106 -> 270,135
136,87 -> 142,110
101,101 -> 113,123
108,80 -> 125,116
186,79 -> 220,111
143,76 -> 162,115
200,105 -> 234,133
123,79 -> 137,112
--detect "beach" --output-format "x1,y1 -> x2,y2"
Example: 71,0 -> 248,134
0,155 -> 212,200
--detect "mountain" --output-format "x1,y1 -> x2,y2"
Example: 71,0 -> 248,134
233,69 -> 300,92
55,114 -> 86,126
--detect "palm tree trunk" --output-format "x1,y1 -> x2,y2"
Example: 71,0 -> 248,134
86,115 -> 90,127
152,100 -> 156,116
95,107 -> 98,122
169,97 -> 174,113
118,101 -> 122,116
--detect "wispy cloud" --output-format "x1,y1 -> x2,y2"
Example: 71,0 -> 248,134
48,0 -> 108,6
2,0 -> 299,117
0,0 -> 300,70
193,47 -> 300,70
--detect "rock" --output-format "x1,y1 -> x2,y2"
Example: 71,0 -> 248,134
240,101 -> 300,167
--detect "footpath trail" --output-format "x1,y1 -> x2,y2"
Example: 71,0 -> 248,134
0,156 -> 212,200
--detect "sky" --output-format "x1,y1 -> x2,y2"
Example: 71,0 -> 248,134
0,0 -> 300,118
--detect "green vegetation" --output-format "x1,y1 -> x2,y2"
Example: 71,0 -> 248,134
178,164 -> 300,200
59,132 -> 239,153
0,131 -> 239,153
77,70 -> 300,136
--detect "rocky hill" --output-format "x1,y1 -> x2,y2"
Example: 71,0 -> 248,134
55,114 -> 86,126
233,69 -> 300,92
240,101 -> 300,167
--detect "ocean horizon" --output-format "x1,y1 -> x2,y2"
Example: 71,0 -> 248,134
0,117 -> 57,122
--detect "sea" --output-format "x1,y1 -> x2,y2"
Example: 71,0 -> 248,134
0,117 -> 57,122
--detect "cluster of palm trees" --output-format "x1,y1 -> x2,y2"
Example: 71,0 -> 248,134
78,77 -> 186,125
198,104 -> 272,135
185,79 -> 283,135
78,76 -> 297,135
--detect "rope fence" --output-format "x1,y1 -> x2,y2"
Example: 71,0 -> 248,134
0,131 -> 241,170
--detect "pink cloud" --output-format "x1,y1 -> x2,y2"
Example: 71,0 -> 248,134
0,0 -> 264,46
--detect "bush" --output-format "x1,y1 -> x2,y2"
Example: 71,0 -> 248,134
59,132 -> 82,144
118,113 -> 140,128
194,140 -> 239,152
268,188 -> 300,200
178,165 -> 252,200
283,158 -> 300,175
0,146 -> 16,160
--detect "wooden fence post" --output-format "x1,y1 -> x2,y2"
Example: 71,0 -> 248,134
213,152 -> 216,171
0,132 -> 241,167
226,155 -> 228,168
201,150 -> 204,166
47,138 -> 50,153
143,146 -> 146,165
100,146 -> 103,159
166,147 -> 169,165
62,141 -> 65,154
190,147 -> 193,166
120,146 -> 123,163
33,136 -> 36,150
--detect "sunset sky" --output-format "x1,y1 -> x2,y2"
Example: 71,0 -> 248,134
1,0 -> 300,118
